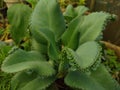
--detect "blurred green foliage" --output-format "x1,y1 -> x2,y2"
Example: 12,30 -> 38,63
104,49 -> 120,77
103,48 -> 120,83
0,41 -> 12,90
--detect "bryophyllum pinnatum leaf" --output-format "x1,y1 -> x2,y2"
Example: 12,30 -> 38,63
1,49 -> 55,76
30,0 -> 65,59
11,71 -> 55,90
64,70 -> 105,90
31,38 -> 47,54
90,64 -> 120,90
30,0 -> 66,40
31,28 -> 59,59
11,70 -> 38,90
61,16 -> 83,50
7,4 -> 32,44
21,76 -> 55,90
76,41 -> 101,70
79,12 -> 116,44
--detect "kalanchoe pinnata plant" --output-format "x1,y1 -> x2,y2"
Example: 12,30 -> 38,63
1,0 -> 120,90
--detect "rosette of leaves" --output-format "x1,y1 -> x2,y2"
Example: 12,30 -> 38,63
1,0 -> 120,90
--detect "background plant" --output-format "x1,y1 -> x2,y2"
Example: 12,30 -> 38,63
1,0 -> 120,90
103,48 -> 120,83
0,41 -> 12,90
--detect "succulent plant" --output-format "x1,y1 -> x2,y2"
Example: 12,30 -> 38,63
1,0 -> 120,90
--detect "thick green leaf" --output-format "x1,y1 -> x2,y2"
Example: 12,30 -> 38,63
31,38 -> 47,54
65,70 -> 105,90
30,0 -> 63,59
91,64 -> 120,90
76,41 -> 101,70
11,71 -> 55,90
1,49 -> 55,76
62,16 -> 82,50
7,4 -> 32,44
31,28 -> 59,59
21,76 -> 55,90
79,12 -> 115,44
30,27 -> 48,54
30,0 -> 66,40
11,71 -> 38,90
65,65 -> 120,90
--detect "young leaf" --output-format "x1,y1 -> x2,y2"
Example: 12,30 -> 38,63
30,0 -> 66,40
1,49 -> 55,76
65,70 -> 105,90
62,16 -> 82,50
7,4 -> 32,44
